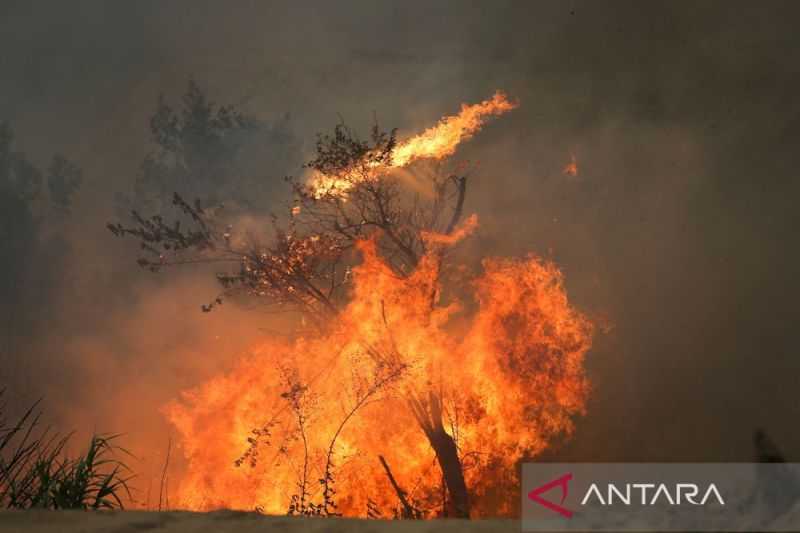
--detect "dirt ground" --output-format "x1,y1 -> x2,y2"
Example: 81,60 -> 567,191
0,511 -> 517,533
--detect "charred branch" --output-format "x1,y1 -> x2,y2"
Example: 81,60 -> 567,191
379,455 -> 420,519
444,176 -> 467,236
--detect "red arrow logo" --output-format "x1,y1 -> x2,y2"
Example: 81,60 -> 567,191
527,472 -> 573,518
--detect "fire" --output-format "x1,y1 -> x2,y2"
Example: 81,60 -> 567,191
159,92 -> 593,518
308,91 -> 518,198
563,154 -> 578,177
163,219 -> 593,517
391,91 -> 518,166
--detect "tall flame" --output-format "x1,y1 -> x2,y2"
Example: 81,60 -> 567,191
163,218 -> 593,517
309,91 -> 518,198
391,91 -> 518,167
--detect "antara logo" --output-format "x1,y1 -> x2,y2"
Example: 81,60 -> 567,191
528,474 -> 726,518
581,483 -> 725,506
528,473 -> 574,518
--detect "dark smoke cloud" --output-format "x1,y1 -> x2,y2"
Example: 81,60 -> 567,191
1,0 -> 799,476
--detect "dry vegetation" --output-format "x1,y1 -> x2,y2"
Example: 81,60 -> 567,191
0,390 -> 132,510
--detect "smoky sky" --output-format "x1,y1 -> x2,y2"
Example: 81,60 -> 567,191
1,0 -> 799,471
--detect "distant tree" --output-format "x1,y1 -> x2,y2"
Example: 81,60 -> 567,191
0,121 -> 82,374
0,123 -> 42,203
47,155 -> 83,212
116,79 -> 297,218
1,122 -> 84,210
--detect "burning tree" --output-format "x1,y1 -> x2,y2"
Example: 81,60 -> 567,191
109,91 -> 594,518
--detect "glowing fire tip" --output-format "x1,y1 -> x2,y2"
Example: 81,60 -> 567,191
421,214 -> 479,246
308,91 -> 518,198
391,91 -> 518,168
563,154 -> 578,177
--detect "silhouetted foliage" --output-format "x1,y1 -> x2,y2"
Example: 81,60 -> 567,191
47,155 -> 83,211
0,122 -> 82,368
1,122 -> 83,210
116,79 -> 296,217
754,429 -> 785,463
0,389 -> 132,510
0,123 -> 41,307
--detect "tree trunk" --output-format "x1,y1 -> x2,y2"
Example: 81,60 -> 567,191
407,177 -> 471,517
409,391 -> 470,518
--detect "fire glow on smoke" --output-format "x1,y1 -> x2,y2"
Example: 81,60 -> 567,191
162,93 -> 594,517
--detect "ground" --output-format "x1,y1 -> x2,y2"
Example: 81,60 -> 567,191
0,511 -> 517,532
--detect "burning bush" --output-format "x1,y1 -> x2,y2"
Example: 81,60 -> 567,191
109,91 -> 594,518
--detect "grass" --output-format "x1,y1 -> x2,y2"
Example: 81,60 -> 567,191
0,389 -> 133,510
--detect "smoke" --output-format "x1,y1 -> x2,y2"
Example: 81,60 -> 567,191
1,0 -> 799,497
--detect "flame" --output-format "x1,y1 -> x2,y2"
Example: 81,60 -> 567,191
308,91 -> 518,198
163,218 -> 593,517
391,91 -> 518,166
420,213 -> 478,246
563,154 -> 578,177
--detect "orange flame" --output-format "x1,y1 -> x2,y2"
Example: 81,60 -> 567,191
309,91 -> 518,198
563,154 -> 578,177
163,218 -> 593,517
391,91 -> 518,167
420,213 -> 478,245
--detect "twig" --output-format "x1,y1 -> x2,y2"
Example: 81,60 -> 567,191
378,455 -> 417,519
158,436 -> 171,512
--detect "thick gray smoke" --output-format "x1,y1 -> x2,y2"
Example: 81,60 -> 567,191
1,0 -> 799,480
